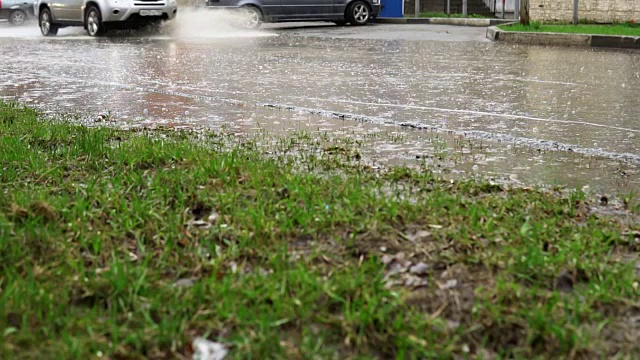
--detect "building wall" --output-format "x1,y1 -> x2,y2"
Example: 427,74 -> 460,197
403,0 -> 495,16
531,0 -> 640,23
492,0 -> 516,12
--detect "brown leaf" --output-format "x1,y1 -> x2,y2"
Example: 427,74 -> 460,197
215,268 -> 225,281
8,203 -> 28,221
29,201 -> 59,222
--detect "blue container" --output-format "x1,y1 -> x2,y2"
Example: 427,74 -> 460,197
379,0 -> 403,18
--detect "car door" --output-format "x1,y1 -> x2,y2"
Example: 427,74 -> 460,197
281,0 -> 333,19
332,0 -> 348,16
66,0 -> 84,22
258,0 -> 283,18
49,0 -> 68,21
51,0 -> 83,21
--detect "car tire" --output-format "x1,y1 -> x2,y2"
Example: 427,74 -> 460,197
240,6 -> 262,29
39,7 -> 58,36
8,9 -> 27,26
85,6 -> 106,37
346,1 -> 370,26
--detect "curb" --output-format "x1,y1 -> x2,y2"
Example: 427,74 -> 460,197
487,25 -> 640,49
376,17 -> 514,27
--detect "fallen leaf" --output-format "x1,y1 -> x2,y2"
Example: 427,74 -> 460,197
407,334 -> 427,347
381,254 -> 395,265
95,267 -> 110,274
189,220 -> 211,229
192,337 -> 228,360
409,262 -> 429,275
174,278 -> 196,288
128,251 -> 139,262
8,203 -> 28,220
207,212 -> 219,223
438,279 -> 458,290
404,275 -> 428,288
29,202 -> 59,222
410,230 -> 432,242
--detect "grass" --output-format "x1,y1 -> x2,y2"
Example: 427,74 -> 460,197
499,21 -> 640,36
1,101 -> 639,358
419,12 -> 489,19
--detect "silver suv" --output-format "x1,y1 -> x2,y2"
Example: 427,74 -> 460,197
34,0 -> 178,36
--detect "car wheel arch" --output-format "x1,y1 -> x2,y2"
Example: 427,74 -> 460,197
238,1 -> 263,11
39,3 -> 51,15
38,4 -> 54,22
344,0 -> 372,15
84,2 -> 102,18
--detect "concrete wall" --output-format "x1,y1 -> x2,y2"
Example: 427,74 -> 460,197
531,0 -> 640,23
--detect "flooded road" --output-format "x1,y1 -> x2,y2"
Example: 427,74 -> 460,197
0,14 -> 639,194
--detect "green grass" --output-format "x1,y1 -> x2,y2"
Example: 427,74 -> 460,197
419,12 -> 489,19
1,102 -> 639,358
499,21 -> 640,36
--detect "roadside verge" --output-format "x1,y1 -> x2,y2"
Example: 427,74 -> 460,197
2,101 -> 640,359
487,25 -> 640,48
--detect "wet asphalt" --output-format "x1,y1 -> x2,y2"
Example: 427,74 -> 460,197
0,14 -> 639,194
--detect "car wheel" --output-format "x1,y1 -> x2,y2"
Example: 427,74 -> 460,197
8,9 -> 27,26
346,1 -> 370,26
240,6 -> 262,29
85,6 -> 106,37
39,8 -> 58,36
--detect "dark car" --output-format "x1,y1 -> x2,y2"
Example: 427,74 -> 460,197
0,0 -> 35,25
206,0 -> 380,28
